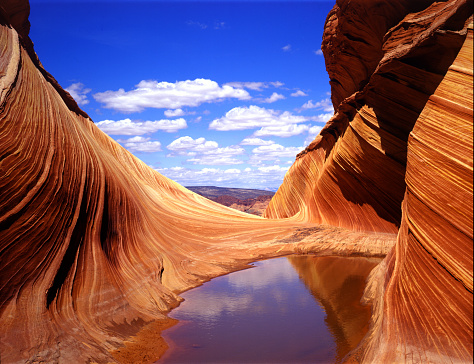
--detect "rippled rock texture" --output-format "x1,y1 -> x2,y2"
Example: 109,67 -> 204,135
0,0 -> 472,363
0,1 -> 397,363
267,0 -> 473,362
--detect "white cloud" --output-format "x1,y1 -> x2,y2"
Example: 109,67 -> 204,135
155,166 -> 289,189
291,90 -> 307,97
65,82 -> 91,105
95,118 -> 187,135
119,136 -> 162,153
223,81 -> 285,91
270,81 -> 284,88
240,138 -> 275,146
299,98 -> 334,113
167,136 -> 244,165
254,124 -> 310,137
308,113 -> 333,123
94,78 -> 250,113
224,82 -> 267,91
305,125 -> 323,145
282,44 -> 291,52
209,105 -> 306,131
187,154 -> 244,165
164,108 -> 185,117
314,49 -> 324,56
262,92 -> 285,103
252,144 -> 304,160
308,125 -> 323,136
167,136 -> 218,155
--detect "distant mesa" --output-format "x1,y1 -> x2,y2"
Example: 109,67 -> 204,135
186,186 -> 274,216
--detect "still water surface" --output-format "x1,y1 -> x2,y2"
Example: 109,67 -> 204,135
159,255 -> 380,363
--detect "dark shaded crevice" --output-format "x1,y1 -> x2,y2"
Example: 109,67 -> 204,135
99,184 -> 109,254
343,32 -> 372,46
46,187 -> 89,309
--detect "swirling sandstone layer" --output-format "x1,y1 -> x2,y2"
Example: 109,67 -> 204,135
265,0 -> 472,233
361,21 -> 473,364
267,0 -> 473,362
0,2 -> 396,363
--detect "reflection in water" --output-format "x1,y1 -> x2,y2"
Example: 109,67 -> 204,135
287,256 -> 381,362
159,256 -> 380,363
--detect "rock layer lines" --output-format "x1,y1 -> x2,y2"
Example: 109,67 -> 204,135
0,2 -> 395,363
0,0 -> 472,363
266,0 -> 473,362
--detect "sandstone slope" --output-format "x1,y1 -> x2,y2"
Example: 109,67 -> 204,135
0,1 -> 396,363
266,0 -> 473,362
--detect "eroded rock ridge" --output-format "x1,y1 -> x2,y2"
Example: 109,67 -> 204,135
266,0 -> 473,362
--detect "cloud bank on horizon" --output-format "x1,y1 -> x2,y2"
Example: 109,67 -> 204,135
30,1 -> 334,190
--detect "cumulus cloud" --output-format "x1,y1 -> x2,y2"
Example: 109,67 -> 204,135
65,82 -> 91,105
167,136 -> 244,165
240,138 -> 275,146
155,166 -> 289,190
282,44 -> 291,52
262,92 -> 285,103
314,49 -> 324,56
291,90 -> 308,97
167,136 -> 219,155
223,81 -> 285,91
270,81 -> 284,88
252,144 -> 304,160
95,118 -> 187,135
187,154 -> 244,166
209,105 -> 306,131
224,82 -> 267,91
299,98 -> 334,113
308,113 -> 333,123
305,125 -> 323,145
94,78 -> 250,113
164,108 -> 185,117
254,124 -> 310,137
119,136 -> 162,153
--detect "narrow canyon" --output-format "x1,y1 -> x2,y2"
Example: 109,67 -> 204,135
0,0 -> 472,363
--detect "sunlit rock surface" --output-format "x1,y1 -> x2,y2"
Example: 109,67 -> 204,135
267,0 -> 473,362
265,0 -> 472,234
0,1 -> 396,363
361,21 -> 473,364
1,0 -> 472,363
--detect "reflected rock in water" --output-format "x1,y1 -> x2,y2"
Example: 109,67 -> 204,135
287,255 -> 381,361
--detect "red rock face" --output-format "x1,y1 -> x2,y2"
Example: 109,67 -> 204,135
0,3 -> 306,363
0,2 -> 398,362
267,0 -> 473,362
0,0 -> 472,363
265,0 -> 472,232
362,23 -> 473,363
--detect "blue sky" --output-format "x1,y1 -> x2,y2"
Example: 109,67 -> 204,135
29,1 -> 335,190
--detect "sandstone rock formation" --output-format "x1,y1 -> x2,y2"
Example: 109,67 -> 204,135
266,0 -> 473,362
0,1 -> 395,363
0,0 -> 472,363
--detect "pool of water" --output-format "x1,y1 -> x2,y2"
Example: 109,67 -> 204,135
158,255 -> 381,363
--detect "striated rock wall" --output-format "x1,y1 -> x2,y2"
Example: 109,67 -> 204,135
265,0 -> 472,233
0,0 -> 472,363
267,0 -> 473,362
361,22 -> 473,363
0,2 -> 396,363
